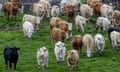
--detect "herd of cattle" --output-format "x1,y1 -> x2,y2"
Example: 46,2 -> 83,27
1,0 -> 120,71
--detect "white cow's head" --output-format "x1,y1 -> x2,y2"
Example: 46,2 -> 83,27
55,41 -> 65,59
39,47 -> 48,57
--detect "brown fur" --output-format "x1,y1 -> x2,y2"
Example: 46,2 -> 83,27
65,4 -> 75,20
93,2 -> 102,17
71,35 -> 82,51
112,10 -> 120,26
51,28 -> 66,43
3,1 -> 21,20
50,17 -> 62,30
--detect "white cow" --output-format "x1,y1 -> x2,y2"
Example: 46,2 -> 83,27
54,41 -> 66,63
23,14 -> 41,30
83,34 -> 94,57
37,47 -> 48,69
100,4 -> 113,21
75,15 -> 87,33
94,34 -> 105,54
51,5 -> 60,17
22,21 -> 34,38
110,31 -> 120,49
96,17 -> 111,32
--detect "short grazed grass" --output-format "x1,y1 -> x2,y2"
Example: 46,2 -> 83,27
0,1 -> 120,72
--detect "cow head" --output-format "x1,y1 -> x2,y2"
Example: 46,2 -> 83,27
11,46 -> 20,55
65,4 -> 75,18
39,47 -> 48,57
55,41 -> 66,60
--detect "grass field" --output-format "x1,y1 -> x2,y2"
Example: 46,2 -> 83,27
0,1 -> 120,72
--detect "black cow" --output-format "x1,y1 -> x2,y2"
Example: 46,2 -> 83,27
4,46 -> 20,70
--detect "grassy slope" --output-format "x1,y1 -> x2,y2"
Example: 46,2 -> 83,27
0,0 -> 120,72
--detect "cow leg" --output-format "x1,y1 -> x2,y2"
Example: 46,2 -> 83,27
95,25 -> 99,32
5,59 -> 8,69
14,62 -> 17,70
9,62 -> 12,70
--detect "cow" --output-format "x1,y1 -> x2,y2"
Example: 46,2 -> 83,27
71,35 -> 82,54
75,15 -> 87,32
4,46 -> 20,70
96,17 -> 111,32
37,47 -> 48,69
80,4 -> 93,22
65,3 -> 75,21
67,50 -> 79,71
51,5 -> 60,17
33,3 -> 45,19
100,4 -> 113,21
94,33 -> 105,54
22,21 -> 34,38
22,14 -> 41,30
112,10 -> 120,27
83,34 -> 94,57
3,1 -> 21,20
51,28 -> 66,45
54,41 -> 66,63
110,31 -> 120,49
38,0 -> 51,18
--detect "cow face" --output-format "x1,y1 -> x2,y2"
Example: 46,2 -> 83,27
55,41 -> 65,59
12,47 -> 20,55
39,47 -> 48,57
66,4 -> 75,18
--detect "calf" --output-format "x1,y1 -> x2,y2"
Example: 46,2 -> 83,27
75,15 -> 87,33
110,31 -> 120,49
22,21 -> 34,38
67,50 -> 79,71
37,47 -> 48,69
23,14 -> 41,30
71,35 -> 82,53
112,10 -> 120,26
65,3 -> 75,21
94,34 -> 105,54
96,17 -> 111,32
54,41 -> 66,63
51,28 -> 66,44
51,5 -> 60,17
83,34 -> 94,57
80,4 -> 93,22
4,46 -> 20,70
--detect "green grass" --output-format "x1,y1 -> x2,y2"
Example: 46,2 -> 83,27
0,2 -> 120,72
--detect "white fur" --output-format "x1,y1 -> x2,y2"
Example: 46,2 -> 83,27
23,21 -> 34,38
110,31 -> 120,49
80,4 -> 93,21
94,34 -> 105,54
96,17 -> 111,31
23,14 -> 41,30
54,41 -> 66,62
51,5 -> 60,17
37,47 -> 48,69
83,34 -> 94,57
75,15 -> 87,33
100,4 -> 113,21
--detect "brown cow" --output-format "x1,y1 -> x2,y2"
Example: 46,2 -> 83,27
50,17 -> 62,30
65,3 -> 75,21
71,35 -> 82,52
51,28 -> 66,45
3,1 -> 21,20
93,2 -> 102,17
67,50 -> 79,71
